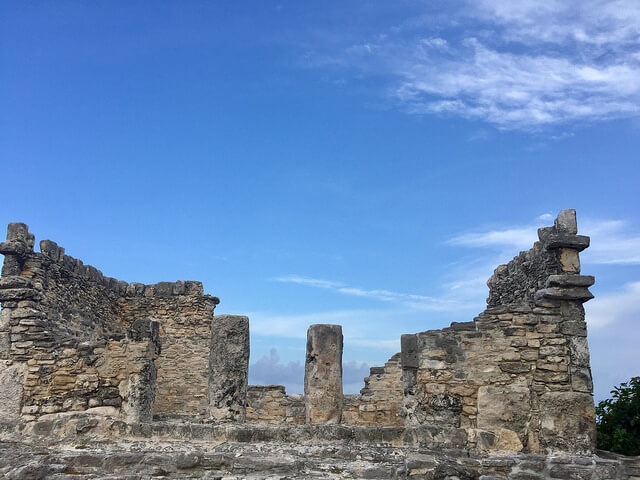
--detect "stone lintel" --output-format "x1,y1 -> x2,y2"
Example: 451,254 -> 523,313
544,233 -> 590,251
0,241 -> 31,257
546,275 -> 595,288
535,287 -> 594,303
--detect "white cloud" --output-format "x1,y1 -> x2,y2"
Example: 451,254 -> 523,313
585,281 -> 640,328
448,226 -> 537,251
305,0 -> 640,129
273,274 -> 477,312
581,220 -> 640,265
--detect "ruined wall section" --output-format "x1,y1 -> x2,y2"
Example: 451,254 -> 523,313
342,353 -> 403,427
401,210 -> 596,455
246,385 -> 305,424
0,223 -> 217,421
120,283 -> 218,418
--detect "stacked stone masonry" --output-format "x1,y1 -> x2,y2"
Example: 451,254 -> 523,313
1,211 -> 638,479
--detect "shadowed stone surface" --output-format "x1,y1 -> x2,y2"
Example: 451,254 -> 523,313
208,315 -> 250,422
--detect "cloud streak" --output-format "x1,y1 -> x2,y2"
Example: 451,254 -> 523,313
273,274 -> 477,312
449,216 -> 640,265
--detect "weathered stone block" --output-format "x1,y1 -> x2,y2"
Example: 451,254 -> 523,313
304,324 -> 343,424
555,209 -> 578,234
559,249 -> 581,273
477,384 -> 530,452
401,333 -> 419,369
208,315 -> 249,422
0,361 -> 26,420
539,391 -> 596,454
569,336 -> 591,367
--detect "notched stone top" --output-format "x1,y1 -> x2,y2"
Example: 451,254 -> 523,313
0,223 -> 220,304
486,209 -> 594,308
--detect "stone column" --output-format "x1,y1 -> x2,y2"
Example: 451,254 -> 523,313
304,324 -> 343,424
208,315 -> 249,422
123,319 -> 160,423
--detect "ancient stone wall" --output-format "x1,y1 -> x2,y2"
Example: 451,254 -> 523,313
0,223 -> 219,422
342,353 -> 404,427
246,385 -> 305,424
401,209 -> 596,455
120,284 -> 217,417
2,211 -> 636,480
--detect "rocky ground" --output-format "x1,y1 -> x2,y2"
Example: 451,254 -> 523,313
1,415 -> 638,479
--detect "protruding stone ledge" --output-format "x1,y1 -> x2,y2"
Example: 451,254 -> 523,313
0,288 -> 42,302
546,275 -> 595,288
534,287 -> 594,303
0,241 -> 31,257
0,276 -> 35,289
544,233 -> 590,251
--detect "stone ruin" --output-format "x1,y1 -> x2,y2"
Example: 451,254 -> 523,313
0,210 -> 638,479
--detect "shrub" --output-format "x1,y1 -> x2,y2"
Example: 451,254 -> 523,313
596,377 -> 640,456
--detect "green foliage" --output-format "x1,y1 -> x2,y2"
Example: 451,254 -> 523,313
596,377 -> 640,456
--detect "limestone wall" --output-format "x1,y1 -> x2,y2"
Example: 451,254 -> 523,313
0,223 -> 218,421
0,211 -> 610,465
246,385 -> 305,424
120,284 -> 217,417
342,353 -> 404,427
401,209 -> 596,455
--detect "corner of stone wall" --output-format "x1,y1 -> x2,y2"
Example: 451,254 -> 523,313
400,210 -> 597,455
0,223 -> 41,423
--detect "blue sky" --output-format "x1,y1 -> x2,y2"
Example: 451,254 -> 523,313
1,1 -> 639,400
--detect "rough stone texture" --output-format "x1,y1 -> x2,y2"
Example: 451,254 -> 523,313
0,414 -> 637,479
304,324 -> 343,424
343,353 -> 404,426
1,212 -> 637,478
0,223 -> 218,423
246,385 -> 305,424
208,315 -> 249,422
0,361 -> 26,420
477,383 -> 530,452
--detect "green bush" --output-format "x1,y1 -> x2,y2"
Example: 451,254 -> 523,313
596,377 -> 640,456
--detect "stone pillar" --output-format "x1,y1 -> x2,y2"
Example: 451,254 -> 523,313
208,315 -> 249,422
123,319 -> 160,423
1,223 -> 33,277
304,324 -> 343,424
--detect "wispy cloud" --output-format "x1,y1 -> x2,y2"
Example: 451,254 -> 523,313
449,216 -> 640,265
249,308 -> 407,349
273,274 -> 477,311
585,281 -> 640,329
303,1 -> 640,129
